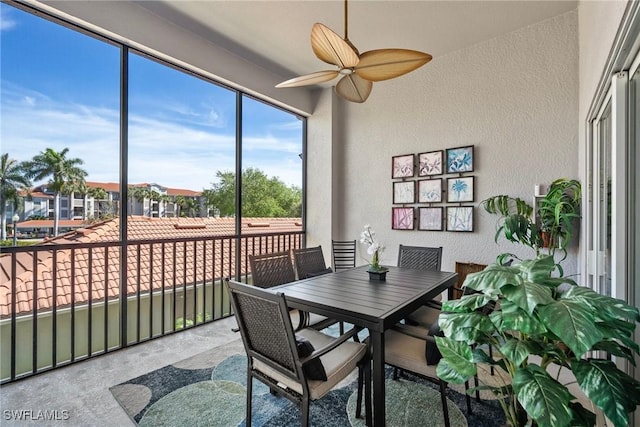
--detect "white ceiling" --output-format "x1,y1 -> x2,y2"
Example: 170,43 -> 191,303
132,0 -> 578,82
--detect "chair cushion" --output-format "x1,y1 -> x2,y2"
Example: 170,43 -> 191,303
384,329 -> 438,378
305,267 -> 333,278
295,335 -> 327,381
254,328 -> 367,400
406,304 -> 440,327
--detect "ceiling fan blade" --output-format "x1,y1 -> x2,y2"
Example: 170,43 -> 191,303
276,70 -> 340,88
311,23 -> 359,68
335,74 -> 372,103
354,49 -> 432,82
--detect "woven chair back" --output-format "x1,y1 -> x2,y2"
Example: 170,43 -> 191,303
293,246 -> 328,279
331,240 -> 356,271
397,245 -> 443,271
227,280 -> 298,376
249,251 -> 296,288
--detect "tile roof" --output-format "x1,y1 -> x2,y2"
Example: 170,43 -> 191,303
16,220 -> 86,229
166,187 -> 202,197
86,181 -> 120,192
20,190 -> 53,199
0,216 -> 302,318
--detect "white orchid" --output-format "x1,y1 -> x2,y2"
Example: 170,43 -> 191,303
360,225 -> 386,271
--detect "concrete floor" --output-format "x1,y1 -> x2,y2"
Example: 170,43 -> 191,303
0,316 -> 239,427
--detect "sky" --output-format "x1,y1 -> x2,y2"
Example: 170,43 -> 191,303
0,3 -> 303,191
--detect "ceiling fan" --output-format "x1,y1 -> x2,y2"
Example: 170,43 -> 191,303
276,0 -> 432,103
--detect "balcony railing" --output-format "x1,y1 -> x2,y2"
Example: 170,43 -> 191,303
0,230 -> 303,383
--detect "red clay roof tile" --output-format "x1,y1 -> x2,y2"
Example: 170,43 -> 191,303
0,216 -> 302,317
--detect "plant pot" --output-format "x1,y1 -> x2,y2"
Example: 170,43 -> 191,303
541,231 -> 552,248
367,269 -> 387,281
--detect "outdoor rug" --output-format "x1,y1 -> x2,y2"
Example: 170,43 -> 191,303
110,338 -> 505,427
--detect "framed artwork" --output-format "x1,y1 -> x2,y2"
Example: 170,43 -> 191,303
392,154 -> 415,178
418,150 -> 443,176
392,207 -> 414,230
418,207 -> 443,231
417,179 -> 442,203
446,176 -> 475,203
446,145 -> 474,173
393,181 -> 415,204
446,206 -> 474,232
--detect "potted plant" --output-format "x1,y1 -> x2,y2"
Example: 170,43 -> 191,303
482,179 -> 582,274
481,194 -> 542,255
537,178 -> 581,253
434,255 -> 640,427
360,224 -> 388,280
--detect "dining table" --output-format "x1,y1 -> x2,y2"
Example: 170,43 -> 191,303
273,265 -> 458,427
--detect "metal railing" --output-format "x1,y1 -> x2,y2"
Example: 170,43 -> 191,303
0,231 -> 303,383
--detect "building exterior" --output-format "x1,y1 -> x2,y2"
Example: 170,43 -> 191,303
12,181 -> 206,236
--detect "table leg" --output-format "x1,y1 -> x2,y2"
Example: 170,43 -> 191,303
370,330 -> 385,426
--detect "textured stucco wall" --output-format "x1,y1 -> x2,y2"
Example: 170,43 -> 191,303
308,11 -> 580,275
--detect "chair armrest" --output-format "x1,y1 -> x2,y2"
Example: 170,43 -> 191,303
299,326 -> 364,364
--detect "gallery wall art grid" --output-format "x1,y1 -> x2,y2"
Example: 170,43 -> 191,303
391,145 -> 475,232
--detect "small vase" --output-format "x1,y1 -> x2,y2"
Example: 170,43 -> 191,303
367,269 -> 387,281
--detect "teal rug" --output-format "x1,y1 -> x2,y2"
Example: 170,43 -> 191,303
110,338 -> 505,426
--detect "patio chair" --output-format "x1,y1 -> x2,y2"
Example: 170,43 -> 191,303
249,251 -> 333,331
293,246 -> 344,334
227,280 -> 372,427
249,251 -> 297,289
405,260 -> 496,378
331,239 -> 356,271
292,246 -> 333,279
397,245 -> 444,325
357,324 -> 471,427
397,244 -> 443,271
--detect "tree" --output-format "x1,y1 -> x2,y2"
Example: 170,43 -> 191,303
203,168 -> 302,218
87,186 -> 109,218
175,195 -> 198,217
0,153 -> 32,240
128,186 -> 149,216
23,148 -> 87,236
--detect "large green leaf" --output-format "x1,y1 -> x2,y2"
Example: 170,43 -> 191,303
568,401 -> 596,427
563,286 -> 640,322
493,300 -> 547,335
517,256 -> 556,283
435,337 -> 476,383
513,364 -> 574,427
538,300 -> 602,358
592,340 -> 636,365
442,293 -> 495,313
502,281 -> 554,315
464,264 -> 521,298
595,321 -> 639,354
572,359 -> 640,427
500,338 -> 536,366
439,311 -> 496,343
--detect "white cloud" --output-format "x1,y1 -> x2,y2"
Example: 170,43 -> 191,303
0,12 -> 16,31
2,83 -> 302,189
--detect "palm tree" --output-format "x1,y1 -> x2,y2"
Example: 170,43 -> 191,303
23,148 -> 87,236
0,153 -> 32,240
88,186 -> 109,218
175,195 -> 198,217
129,186 -> 151,216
